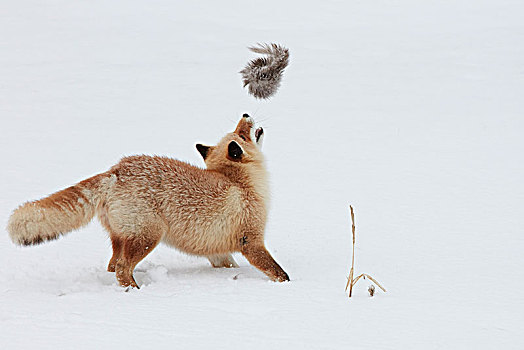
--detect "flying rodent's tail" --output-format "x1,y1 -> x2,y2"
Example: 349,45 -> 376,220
240,43 -> 290,99
7,174 -> 107,246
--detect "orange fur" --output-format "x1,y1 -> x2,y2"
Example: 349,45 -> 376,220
7,116 -> 289,288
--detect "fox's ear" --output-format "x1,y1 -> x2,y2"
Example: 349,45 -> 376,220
228,141 -> 243,159
196,144 -> 211,160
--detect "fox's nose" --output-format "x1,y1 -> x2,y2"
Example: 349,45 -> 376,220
242,113 -> 250,119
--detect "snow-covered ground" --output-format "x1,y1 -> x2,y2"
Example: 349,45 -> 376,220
1,0 -> 523,348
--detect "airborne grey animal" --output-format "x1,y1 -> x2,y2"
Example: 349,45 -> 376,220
240,43 -> 289,99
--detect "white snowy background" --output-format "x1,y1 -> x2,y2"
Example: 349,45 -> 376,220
1,0 -> 523,349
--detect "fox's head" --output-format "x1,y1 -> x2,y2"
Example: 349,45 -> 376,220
196,114 -> 265,173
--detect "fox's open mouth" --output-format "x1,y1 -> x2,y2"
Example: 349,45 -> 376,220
255,127 -> 264,144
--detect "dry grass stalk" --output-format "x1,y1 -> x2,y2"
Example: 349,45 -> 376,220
345,205 -> 387,297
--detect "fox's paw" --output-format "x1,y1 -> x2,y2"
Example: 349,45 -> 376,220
118,276 -> 140,289
271,270 -> 290,283
107,262 -> 116,272
116,263 -> 140,289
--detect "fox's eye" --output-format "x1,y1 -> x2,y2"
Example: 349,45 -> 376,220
240,135 -> 246,141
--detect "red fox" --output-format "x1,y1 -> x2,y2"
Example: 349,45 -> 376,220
7,115 -> 289,288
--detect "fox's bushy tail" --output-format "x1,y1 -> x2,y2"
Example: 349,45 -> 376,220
7,174 -> 106,246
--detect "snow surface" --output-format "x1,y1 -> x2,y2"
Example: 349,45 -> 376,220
1,0 -> 523,349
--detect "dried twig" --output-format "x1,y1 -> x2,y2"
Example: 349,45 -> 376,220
352,273 -> 364,287
344,206 -> 356,296
345,205 -> 386,297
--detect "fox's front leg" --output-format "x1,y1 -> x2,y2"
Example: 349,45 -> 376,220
240,236 -> 289,282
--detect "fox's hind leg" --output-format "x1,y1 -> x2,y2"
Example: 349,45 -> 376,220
98,205 -> 123,272
208,254 -> 239,268
107,235 -> 123,272
115,221 -> 164,289
116,233 -> 162,288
